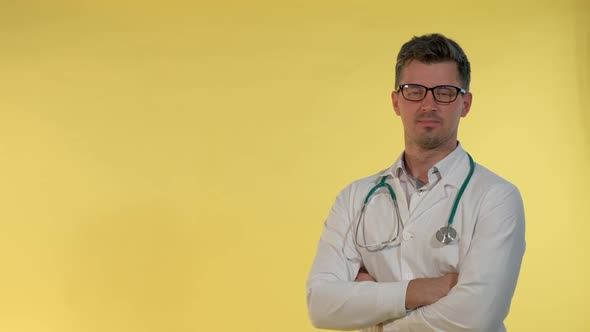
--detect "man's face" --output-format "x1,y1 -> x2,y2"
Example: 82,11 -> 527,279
392,60 -> 472,150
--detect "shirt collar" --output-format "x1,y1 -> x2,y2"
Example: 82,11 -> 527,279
386,142 -> 470,188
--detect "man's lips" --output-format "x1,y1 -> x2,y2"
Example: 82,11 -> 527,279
416,115 -> 442,123
417,119 -> 441,125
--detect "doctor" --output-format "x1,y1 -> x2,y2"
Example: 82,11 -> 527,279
306,33 -> 525,332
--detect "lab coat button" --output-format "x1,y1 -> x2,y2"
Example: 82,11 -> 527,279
403,232 -> 413,241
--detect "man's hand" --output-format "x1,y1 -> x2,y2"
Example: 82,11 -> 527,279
405,273 -> 458,310
355,266 -> 376,282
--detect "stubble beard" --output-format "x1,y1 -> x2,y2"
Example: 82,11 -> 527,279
415,134 -> 443,150
412,113 -> 447,150
412,126 -> 456,150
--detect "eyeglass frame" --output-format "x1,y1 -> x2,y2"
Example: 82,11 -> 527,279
397,84 -> 467,103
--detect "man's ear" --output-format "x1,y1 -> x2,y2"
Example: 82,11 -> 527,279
461,92 -> 473,117
392,90 -> 401,116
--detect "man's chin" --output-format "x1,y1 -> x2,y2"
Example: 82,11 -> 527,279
415,136 -> 443,149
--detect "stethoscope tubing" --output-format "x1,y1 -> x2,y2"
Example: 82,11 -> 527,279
353,153 -> 475,249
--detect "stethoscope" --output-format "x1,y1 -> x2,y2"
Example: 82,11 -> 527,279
353,153 -> 475,250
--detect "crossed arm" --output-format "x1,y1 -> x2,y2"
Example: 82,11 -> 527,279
306,184 -> 525,331
354,268 -> 458,331
356,267 -> 458,311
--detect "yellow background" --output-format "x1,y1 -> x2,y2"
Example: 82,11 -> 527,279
0,0 -> 588,331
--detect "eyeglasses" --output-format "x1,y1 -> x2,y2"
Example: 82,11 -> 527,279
398,84 -> 466,103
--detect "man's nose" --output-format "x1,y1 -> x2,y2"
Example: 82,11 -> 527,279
420,90 -> 438,111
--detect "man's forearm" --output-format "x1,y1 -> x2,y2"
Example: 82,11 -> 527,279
356,269 -> 459,310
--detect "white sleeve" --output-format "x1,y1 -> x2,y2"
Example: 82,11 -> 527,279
306,185 -> 409,331
389,184 -> 526,332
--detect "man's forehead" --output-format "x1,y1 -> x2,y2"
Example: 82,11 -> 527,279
399,60 -> 461,85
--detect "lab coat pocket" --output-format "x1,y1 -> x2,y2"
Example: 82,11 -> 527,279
429,232 -> 460,273
357,246 -> 399,282
344,220 -> 398,282
353,193 -> 401,251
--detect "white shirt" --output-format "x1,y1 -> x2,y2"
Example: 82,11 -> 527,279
306,144 -> 526,332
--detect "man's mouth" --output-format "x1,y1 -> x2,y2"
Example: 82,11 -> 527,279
417,119 -> 441,125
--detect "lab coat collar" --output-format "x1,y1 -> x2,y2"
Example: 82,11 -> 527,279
386,142 -> 471,189
383,143 -> 473,226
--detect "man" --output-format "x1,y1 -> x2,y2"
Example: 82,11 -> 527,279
306,34 -> 525,332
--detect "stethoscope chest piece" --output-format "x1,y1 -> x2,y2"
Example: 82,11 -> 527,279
436,226 -> 457,244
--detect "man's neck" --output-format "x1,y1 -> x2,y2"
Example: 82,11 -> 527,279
403,140 -> 458,184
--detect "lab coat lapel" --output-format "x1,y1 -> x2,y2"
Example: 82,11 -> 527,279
391,177 -> 410,225
404,151 -> 471,227
405,182 -> 451,226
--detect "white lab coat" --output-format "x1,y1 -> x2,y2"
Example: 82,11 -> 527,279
306,145 -> 525,331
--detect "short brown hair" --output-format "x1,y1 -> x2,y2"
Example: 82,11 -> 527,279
395,34 -> 471,91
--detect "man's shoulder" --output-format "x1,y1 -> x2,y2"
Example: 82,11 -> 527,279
472,162 -> 521,197
336,168 -> 390,199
